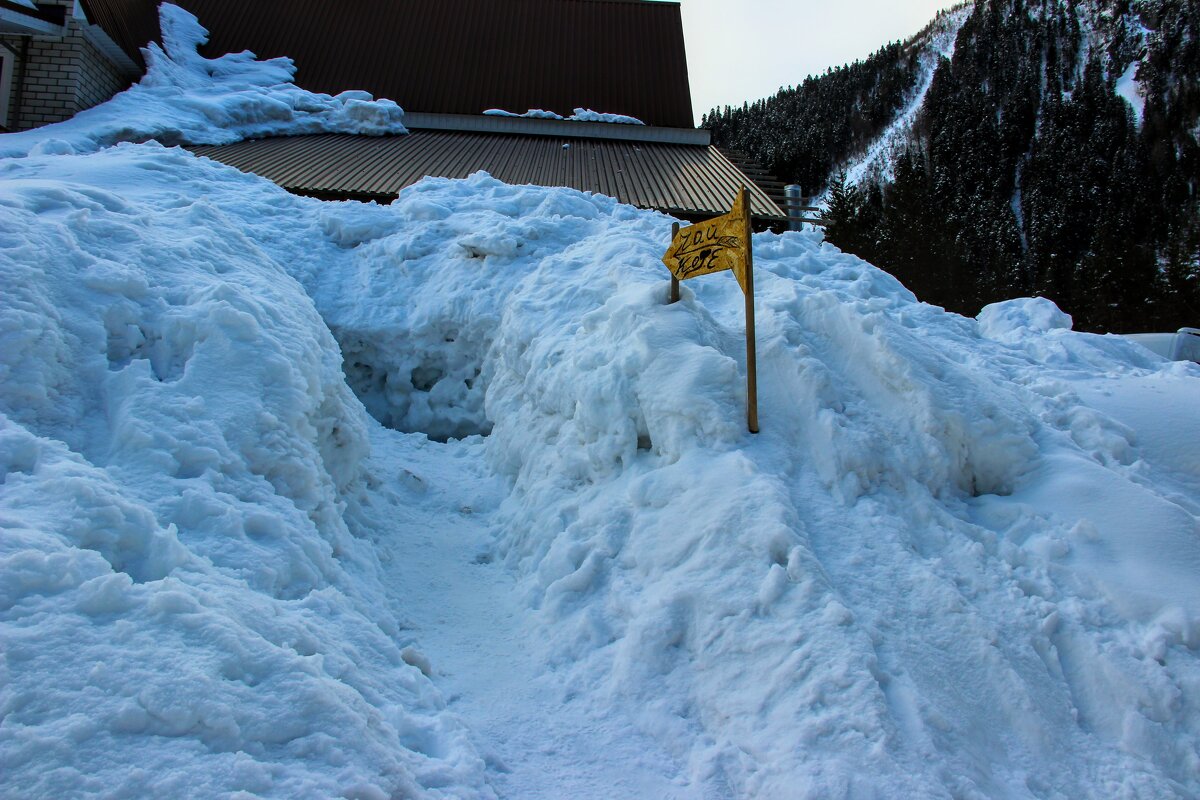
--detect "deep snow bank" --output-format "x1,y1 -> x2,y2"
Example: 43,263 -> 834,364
0,147 -> 487,798
3,139 -> 1198,796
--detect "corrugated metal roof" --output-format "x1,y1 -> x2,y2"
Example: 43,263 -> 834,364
78,0 -> 695,128
1,0 -> 65,33
189,132 -> 786,222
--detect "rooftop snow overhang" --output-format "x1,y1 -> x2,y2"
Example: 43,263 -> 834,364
405,112 -> 711,146
75,0 -> 696,127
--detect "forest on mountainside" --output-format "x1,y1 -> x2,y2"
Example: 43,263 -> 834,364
704,0 -> 1200,333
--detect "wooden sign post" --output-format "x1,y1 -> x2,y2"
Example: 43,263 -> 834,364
741,190 -> 758,434
669,222 -> 681,303
662,187 -> 759,433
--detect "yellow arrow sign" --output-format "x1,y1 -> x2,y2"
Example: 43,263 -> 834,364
661,187 -> 758,433
662,189 -> 749,292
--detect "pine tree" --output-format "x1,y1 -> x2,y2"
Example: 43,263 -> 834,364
825,173 -> 865,251
708,0 -> 1200,331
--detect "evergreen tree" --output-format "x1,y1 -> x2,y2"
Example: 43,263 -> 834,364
825,172 -> 864,248
714,0 -> 1199,332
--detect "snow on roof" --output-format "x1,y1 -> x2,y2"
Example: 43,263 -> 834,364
78,0 -> 695,127
484,108 -> 646,125
0,4 -> 407,159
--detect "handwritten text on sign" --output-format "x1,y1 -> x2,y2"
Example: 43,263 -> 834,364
662,190 -> 748,288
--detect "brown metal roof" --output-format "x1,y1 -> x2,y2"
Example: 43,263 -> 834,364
78,0 -> 695,128
189,132 -> 786,222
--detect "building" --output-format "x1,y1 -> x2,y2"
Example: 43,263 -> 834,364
3,0 -> 786,224
0,0 -> 139,131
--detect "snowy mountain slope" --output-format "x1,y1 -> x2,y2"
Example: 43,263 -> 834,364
710,0 -> 1200,334
3,5 -> 1200,800
833,0 -> 1172,193
841,5 -> 971,190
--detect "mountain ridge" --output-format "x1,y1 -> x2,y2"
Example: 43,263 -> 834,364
705,0 -> 1199,333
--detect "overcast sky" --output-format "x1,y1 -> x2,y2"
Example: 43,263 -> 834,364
678,0 -> 962,123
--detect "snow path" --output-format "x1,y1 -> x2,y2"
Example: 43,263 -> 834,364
365,428 -> 693,798
343,250 -> 1198,797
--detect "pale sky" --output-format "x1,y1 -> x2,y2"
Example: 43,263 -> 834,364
678,0 -> 963,123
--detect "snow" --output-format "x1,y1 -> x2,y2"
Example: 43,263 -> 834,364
837,5 -> 970,193
483,108 -> 646,125
483,109 -> 565,121
1116,61 -> 1146,126
0,145 -> 486,798
0,4 -> 406,161
567,108 -> 646,125
978,295 -> 1074,341
3,5 -> 1200,799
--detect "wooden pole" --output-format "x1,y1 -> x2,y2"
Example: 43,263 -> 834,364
669,222 -> 680,303
742,187 -> 759,433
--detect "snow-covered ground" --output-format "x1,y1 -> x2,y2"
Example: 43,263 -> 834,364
3,6 -> 1200,799
1116,61 -> 1146,126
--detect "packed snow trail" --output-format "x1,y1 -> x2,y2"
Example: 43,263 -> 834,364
364,429 -> 694,798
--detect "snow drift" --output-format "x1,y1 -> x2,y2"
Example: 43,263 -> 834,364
0,146 -> 489,798
2,4 -> 1199,799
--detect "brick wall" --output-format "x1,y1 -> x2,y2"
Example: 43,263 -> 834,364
1,2 -> 134,132
74,28 -> 128,113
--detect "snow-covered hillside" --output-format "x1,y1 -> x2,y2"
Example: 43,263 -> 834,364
713,0 -> 1200,335
3,6 -> 1200,799
839,4 -> 971,190
826,0 -> 1165,198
